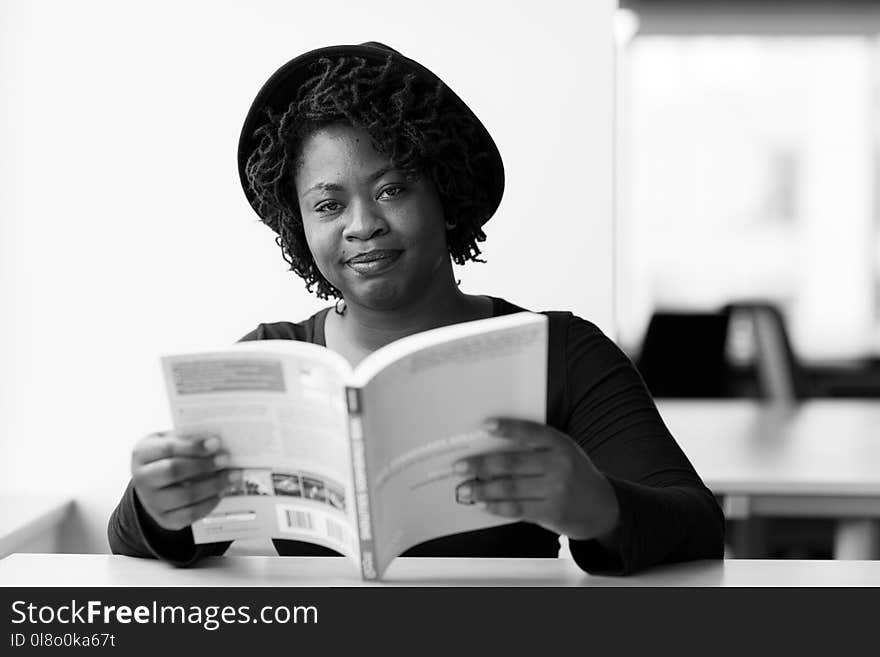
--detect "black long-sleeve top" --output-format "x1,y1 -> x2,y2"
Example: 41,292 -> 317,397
108,297 -> 724,575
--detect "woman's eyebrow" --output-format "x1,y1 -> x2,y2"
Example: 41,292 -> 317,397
305,181 -> 344,195
304,166 -> 401,195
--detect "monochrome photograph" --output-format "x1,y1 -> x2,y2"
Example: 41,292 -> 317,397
1,0 -> 878,651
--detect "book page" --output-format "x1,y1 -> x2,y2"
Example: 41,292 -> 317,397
355,313 -> 548,577
161,342 -> 359,558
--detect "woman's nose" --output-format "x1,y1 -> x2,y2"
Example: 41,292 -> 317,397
343,200 -> 388,241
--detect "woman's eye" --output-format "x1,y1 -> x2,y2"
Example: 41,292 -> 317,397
315,200 -> 342,214
377,185 -> 405,200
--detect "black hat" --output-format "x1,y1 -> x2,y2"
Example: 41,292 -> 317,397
237,42 -> 505,226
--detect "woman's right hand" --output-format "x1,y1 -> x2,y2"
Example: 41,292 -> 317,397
131,430 -> 231,531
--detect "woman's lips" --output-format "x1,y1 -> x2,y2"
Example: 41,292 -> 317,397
345,250 -> 403,276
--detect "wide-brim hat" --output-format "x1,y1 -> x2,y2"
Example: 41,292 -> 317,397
237,41 -> 505,226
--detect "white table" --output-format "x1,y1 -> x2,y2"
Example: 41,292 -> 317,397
2,553 -> 880,586
658,400 -> 880,558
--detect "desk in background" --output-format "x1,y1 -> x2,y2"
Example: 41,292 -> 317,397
2,554 -> 880,586
658,400 -> 880,558
805,356 -> 880,398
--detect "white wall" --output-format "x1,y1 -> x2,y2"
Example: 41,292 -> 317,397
0,0 -> 615,552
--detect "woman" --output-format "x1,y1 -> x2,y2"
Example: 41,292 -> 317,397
108,42 -> 724,574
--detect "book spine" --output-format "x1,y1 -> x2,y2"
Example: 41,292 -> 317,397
346,386 -> 377,580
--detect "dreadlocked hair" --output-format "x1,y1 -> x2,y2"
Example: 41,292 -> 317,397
244,54 -> 492,299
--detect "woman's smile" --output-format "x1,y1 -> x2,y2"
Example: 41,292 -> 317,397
344,249 -> 404,276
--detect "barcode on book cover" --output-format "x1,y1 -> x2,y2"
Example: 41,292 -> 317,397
284,509 -> 314,531
325,518 -> 348,544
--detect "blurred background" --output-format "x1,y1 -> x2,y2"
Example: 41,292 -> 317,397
617,0 -> 880,559
617,0 -> 880,393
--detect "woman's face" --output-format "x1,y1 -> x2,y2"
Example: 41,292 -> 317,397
294,124 -> 450,311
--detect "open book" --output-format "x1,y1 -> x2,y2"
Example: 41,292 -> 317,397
161,312 -> 547,579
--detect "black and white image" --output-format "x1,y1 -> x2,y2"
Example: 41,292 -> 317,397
1,3 -> 877,633
224,469 -> 273,497
272,473 -> 303,498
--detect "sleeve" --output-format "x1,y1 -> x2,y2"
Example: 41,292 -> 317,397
106,324 -> 268,565
107,481 -> 232,566
238,323 -> 267,342
560,316 -> 725,575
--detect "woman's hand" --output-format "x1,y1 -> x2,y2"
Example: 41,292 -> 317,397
453,419 -> 620,542
131,430 -> 231,531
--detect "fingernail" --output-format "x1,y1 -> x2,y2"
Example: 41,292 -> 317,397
475,501 -> 488,510
213,453 -> 230,468
203,436 -> 221,452
455,482 -> 474,505
483,420 -> 499,434
453,461 -> 469,474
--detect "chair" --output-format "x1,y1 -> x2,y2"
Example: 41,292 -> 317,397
720,301 -> 812,402
634,311 -> 732,398
635,302 -> 811,402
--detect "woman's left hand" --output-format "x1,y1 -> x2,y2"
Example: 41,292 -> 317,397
453,418 -> 620,542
